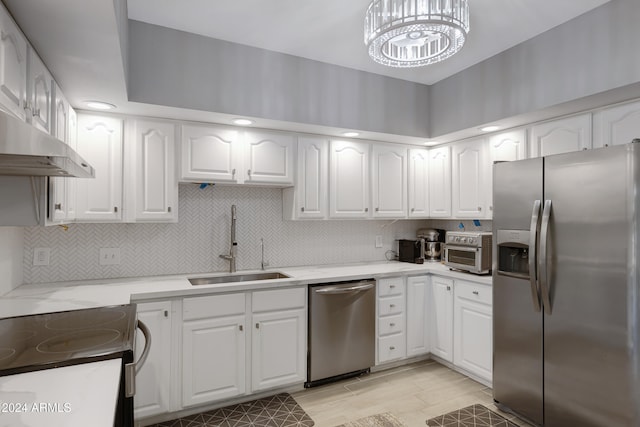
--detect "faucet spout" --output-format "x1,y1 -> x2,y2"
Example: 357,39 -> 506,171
220,205 -> 237,273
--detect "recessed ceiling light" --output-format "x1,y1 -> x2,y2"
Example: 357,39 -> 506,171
232,118 -> 254,126
342,131 -> 359,137
85,101 -> 116,110
480,125 -> 500,132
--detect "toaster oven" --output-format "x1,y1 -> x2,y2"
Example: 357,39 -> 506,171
443,231 -> 493,274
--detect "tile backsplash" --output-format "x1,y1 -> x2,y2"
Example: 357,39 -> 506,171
23,185 -> 434,284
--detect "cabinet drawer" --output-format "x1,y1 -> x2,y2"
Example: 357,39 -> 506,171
252,287 -> 305,312
378,333 -> 406,363
377,278 -> 404,297
455,281 -> 492,306
378,296 -> 404,316
183,293 -> 246,320
378,314 -> 404,336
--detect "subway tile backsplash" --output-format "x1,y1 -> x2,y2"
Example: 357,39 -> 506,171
23,185 -> 437,284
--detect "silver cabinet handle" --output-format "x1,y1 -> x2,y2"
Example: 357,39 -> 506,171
389,346 -> 395,350
389,285 -> 395,289
247,169 -> 251,177
390,323 -> 395,327
114,206 -> 118,213
239,324 -> 243,331
375,207 -> 379,212
301,207 -> 305,212
478,206 -> 482,211
232,168 -> 236,177
446,285 -> 451,291
125,320 -> 151,398
54,203 -> 62,210
529,200 -> 542,312
390,304 -> 396,308
255,323 -> 260,329
365,207 -> 369,212
411,208 -> 415,212
163,310 -> 168,318
472,291 -> 479,295
539,200 -> 553,315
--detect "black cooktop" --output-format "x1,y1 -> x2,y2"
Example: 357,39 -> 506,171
0,304 -> 137,376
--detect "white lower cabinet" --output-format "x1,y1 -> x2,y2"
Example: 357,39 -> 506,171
430,276 -> 454,362
376,277 -> 406,364
454,280 -> 493,382
406,275 -> 430,357
251,288 -> 306,391
135,301 -> 173,419
181,293 -> 247,407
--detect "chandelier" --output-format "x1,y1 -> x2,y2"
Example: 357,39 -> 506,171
364,0 -> 470,68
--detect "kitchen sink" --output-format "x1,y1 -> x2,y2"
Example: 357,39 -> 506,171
188,272 -> 290,286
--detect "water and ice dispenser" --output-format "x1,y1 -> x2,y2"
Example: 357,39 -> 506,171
496,230 -> 532,278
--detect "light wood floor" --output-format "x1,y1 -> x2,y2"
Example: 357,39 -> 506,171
292,360 -> 534,427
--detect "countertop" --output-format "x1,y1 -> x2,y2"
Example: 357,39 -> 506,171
0,261 -> 492,318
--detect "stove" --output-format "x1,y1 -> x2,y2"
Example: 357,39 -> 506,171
0,304 -> 143,427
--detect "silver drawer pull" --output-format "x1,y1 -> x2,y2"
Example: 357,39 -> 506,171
390,304 -> 395,308
389,285 -> 395,289
390,323 -> 395,327
473,291 -> 479,295
446,286 -> 451,291
239,324 -> 243,331
389,346 -> 395,350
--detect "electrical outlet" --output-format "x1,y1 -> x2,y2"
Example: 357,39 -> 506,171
100,248 -> 121,265
33,248 -> 50,266
375,235 -> 383,248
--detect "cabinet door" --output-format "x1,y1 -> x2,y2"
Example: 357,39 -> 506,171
127,119 -> 177,222
65,107 -> 77,221
180,124 -> 240,183
454,282 -> 492,382
593,100 -> 640,148
251,309 -> 305,391
182,314 -> 246,407
428,146 -> 451,218
75,114 -> 123,221
487,129 -> 527,215
244,130 -> 295,185
430,276 -> 453,362
408,148 -> 429,218
47,84 -> 69,223
372,144 -> 407,218
452,139 -> 488,218
135,301 -> 172,419
329,140 -> 370,218
0,6 -> 27,120
406,275 -> 430,358
295,136 -> 328,218
27,48 -> 52,134
530,114 -> 591,157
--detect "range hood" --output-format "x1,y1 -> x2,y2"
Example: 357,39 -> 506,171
0,110 -> 94,178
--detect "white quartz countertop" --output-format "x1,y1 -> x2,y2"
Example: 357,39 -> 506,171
0,261 -> 491,318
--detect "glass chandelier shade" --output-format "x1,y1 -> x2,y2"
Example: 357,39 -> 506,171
364,0 -> 470,68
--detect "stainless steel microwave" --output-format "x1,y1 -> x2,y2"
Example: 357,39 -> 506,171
443,231 -> 492,275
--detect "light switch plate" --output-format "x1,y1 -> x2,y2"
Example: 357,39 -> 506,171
33,248 -> 50,266
100,248 -> 121,265
375,235 -> 383,248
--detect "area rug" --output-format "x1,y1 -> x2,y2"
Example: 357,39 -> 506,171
426,404 -> 518,427
147,393 -> 315,427
335,413 -> 405,427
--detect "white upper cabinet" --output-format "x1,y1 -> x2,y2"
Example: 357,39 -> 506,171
27,48 -> 52,134
0,5 -> 27,120
283,136 -> 328,219
329,139 -> 371,218
75,114 -> 123,222
487,129 -> 527,215
125,119 -> 178,222
428,146 -> 451,218
244,130 -> 295,185
530,114 -> 591,157
47,83 -> 70,224
66,107 -> 78,221
452,139 -> 488,218
593,100 -> 640,148
371,144 -> 407,218
180,123 -> 240,183
408,148 -> 429,218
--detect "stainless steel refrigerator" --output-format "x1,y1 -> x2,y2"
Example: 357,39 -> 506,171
492,142 -> 640,427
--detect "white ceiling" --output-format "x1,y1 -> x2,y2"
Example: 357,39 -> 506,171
127,0 -> 611,85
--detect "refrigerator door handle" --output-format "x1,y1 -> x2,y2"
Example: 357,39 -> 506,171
539,199 -> 553,315
528,199 -> 542,312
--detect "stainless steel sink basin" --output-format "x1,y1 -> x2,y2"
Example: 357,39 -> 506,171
188,272 -> 290,286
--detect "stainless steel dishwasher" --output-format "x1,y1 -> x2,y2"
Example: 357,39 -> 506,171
306,279 -> 376,387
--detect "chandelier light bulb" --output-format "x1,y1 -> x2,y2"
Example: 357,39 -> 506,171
364,0 -> 470,68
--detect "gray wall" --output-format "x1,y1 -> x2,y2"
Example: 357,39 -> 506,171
128,20 -> 431,138
430,0 -> 640,137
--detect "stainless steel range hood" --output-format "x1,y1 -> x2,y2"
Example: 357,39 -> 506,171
0,110 -> 94,178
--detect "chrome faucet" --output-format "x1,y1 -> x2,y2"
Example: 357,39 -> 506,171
219,205 -> 237,273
